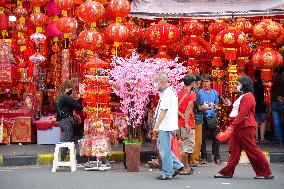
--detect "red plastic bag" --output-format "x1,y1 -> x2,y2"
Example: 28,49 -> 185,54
216,129 -> 233,142
171,133 -> 181,160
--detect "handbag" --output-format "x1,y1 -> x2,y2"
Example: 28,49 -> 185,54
216,128 -> 233,142
205,116 -> 218,129
171,133 -> 181,160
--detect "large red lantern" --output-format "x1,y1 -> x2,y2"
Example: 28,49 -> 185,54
56,16 -> 77,35
252,19 -> 283,41
207,43 -> 224,67
183,43 -> 203,66
216,28 -> 246,48
30,12 -> 48,27
145,21 -> 180,47
0,13 -> 9,31
208,20 -> 228,41
252,49 -> 283,69
76,0 -> 105,24
107,0 -> 130,18
232,18 -> 253,34
77,29 -> 105,51
54,0 -> 74,10
183,20 -> 204,36
30,0 -> 48,7
124,22 -> 143,46
105,23 -> 129,43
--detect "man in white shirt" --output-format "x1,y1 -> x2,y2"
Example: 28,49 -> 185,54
153,72 -> 184,180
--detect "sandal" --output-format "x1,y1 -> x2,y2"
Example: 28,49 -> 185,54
254,176 -> 274,179
179,168 -> 195,175
214,173 -> 233,178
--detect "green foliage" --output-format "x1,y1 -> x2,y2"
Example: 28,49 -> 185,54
123,137 -> 141,145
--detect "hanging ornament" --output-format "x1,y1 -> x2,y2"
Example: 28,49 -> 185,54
183,20 -> 204,36
107,0 -> 130,22
46,0 -> 61,16
47,21 -> 62,37
30,32 -> 46,44
232,18 -> 253,34
29,53 -> 46,64
56,16 -> 77,38
77,29 -> 105,52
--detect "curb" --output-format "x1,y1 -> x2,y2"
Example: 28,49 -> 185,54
0,150 -> 283,167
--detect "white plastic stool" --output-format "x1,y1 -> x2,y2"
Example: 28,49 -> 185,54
52,142 -> 77,172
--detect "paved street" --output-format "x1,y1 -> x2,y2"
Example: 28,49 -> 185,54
0,163 -> 283,189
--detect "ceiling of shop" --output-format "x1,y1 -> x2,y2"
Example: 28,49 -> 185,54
131,0 -> 284,17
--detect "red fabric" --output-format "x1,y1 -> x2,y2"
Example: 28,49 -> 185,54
218,127 -> 272,177
171,134 -> 181,160
216,129 -> 233,142
35,120 -> 59,130
178,89 -> 196,128
231,93 -> 257,129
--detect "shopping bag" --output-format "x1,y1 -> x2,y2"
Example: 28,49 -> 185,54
216,128 -> 233,142
171,133 -> 181,160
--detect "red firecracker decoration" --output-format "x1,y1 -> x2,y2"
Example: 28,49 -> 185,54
252,19 -> 283,41
107,0 -> 131,18
183,20 -> 204,36
77,29 -> 105,52
145,21 -> 180,47
232,18 -> 253,34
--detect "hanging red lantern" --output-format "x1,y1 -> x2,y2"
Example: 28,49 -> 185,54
153,46 -> 172,61
105,23 -> 129,43
30,12 -> 48,27
107,0 -> 131,18
232,18 -> 253,34
0,0 -> 7,7
0,13 -> 8,31
145,21 -> 180,47
183,20 -> 204,36
252,49 -> 283,69
183,43 -> 203,66
252,19 -> 283,41
30,0 -> 48,7
207,43 -> 223,67
124,22 -> 143,46
76,0 -> 105,24
77,29 -> 105,51
56,16 -> 77,35
208,19 -> 228,41
276,28 -> 284,45
54,0 -> 75,10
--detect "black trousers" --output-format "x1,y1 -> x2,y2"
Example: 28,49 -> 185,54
201,116 -> 220,160
59,118 -> 73,160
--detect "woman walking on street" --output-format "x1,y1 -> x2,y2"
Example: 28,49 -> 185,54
214,76 -> 274,179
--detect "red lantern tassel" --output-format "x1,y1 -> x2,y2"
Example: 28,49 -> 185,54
225,48 -> 237,61
261,69 -> 272,81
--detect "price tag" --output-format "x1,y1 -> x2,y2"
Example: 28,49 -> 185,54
36,27 -> 43,33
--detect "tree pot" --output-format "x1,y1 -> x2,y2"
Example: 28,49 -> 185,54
124,143 -> 141,172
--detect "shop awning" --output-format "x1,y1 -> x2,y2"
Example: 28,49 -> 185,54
130,0 -> 284,18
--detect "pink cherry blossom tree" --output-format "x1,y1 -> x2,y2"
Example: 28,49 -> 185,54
109,52 -> 188,140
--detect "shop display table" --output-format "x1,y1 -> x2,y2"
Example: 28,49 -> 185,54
35,116 -> 61,144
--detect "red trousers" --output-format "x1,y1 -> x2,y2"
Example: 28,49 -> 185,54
219,126 -> 272,177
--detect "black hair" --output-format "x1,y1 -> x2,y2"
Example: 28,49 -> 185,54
183,74 -> 196,86
201,74 -> 213,82
238,75 -> 254,93
193,73 -> 201,81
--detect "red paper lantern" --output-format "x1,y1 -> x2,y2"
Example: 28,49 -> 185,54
208,20 -> 228,40
124,22 -> 143,45
107,0 -> 130,18
77,29 -> 105,51
56,16 -> 77,34
105,23 -> 129,43
276,28 -> 284,45
30,0 -> 48,7
183,43 -> 203,58
232,18 -> 253,34
153,46 -> 172,61
252,19 -> 283,41
0,0 -> 7,7
183,20 -> 204,36
145,21 -> 180,47
252,49 -> 283,69
30,12 -> 48,27
14,7 -> 28,19
216,28 -> 247,48
54,0 -> 75,10
0,13 -> 8,31
76,0 -> 105,23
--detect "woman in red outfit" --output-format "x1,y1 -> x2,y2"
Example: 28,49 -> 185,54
214,76 -> 274,179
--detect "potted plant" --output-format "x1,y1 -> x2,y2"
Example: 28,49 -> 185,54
110,52 -> 187,172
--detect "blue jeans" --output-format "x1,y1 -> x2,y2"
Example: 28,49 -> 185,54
157,131 -> 183,177
272,101 -> 284,144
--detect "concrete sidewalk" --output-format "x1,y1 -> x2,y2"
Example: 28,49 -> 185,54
0,142 -> 284,166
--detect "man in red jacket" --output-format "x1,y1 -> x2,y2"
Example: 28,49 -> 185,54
214,76 -> 273,179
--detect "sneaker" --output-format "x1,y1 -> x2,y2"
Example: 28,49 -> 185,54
156,175 -> 172,180
172,166 -> 183,177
